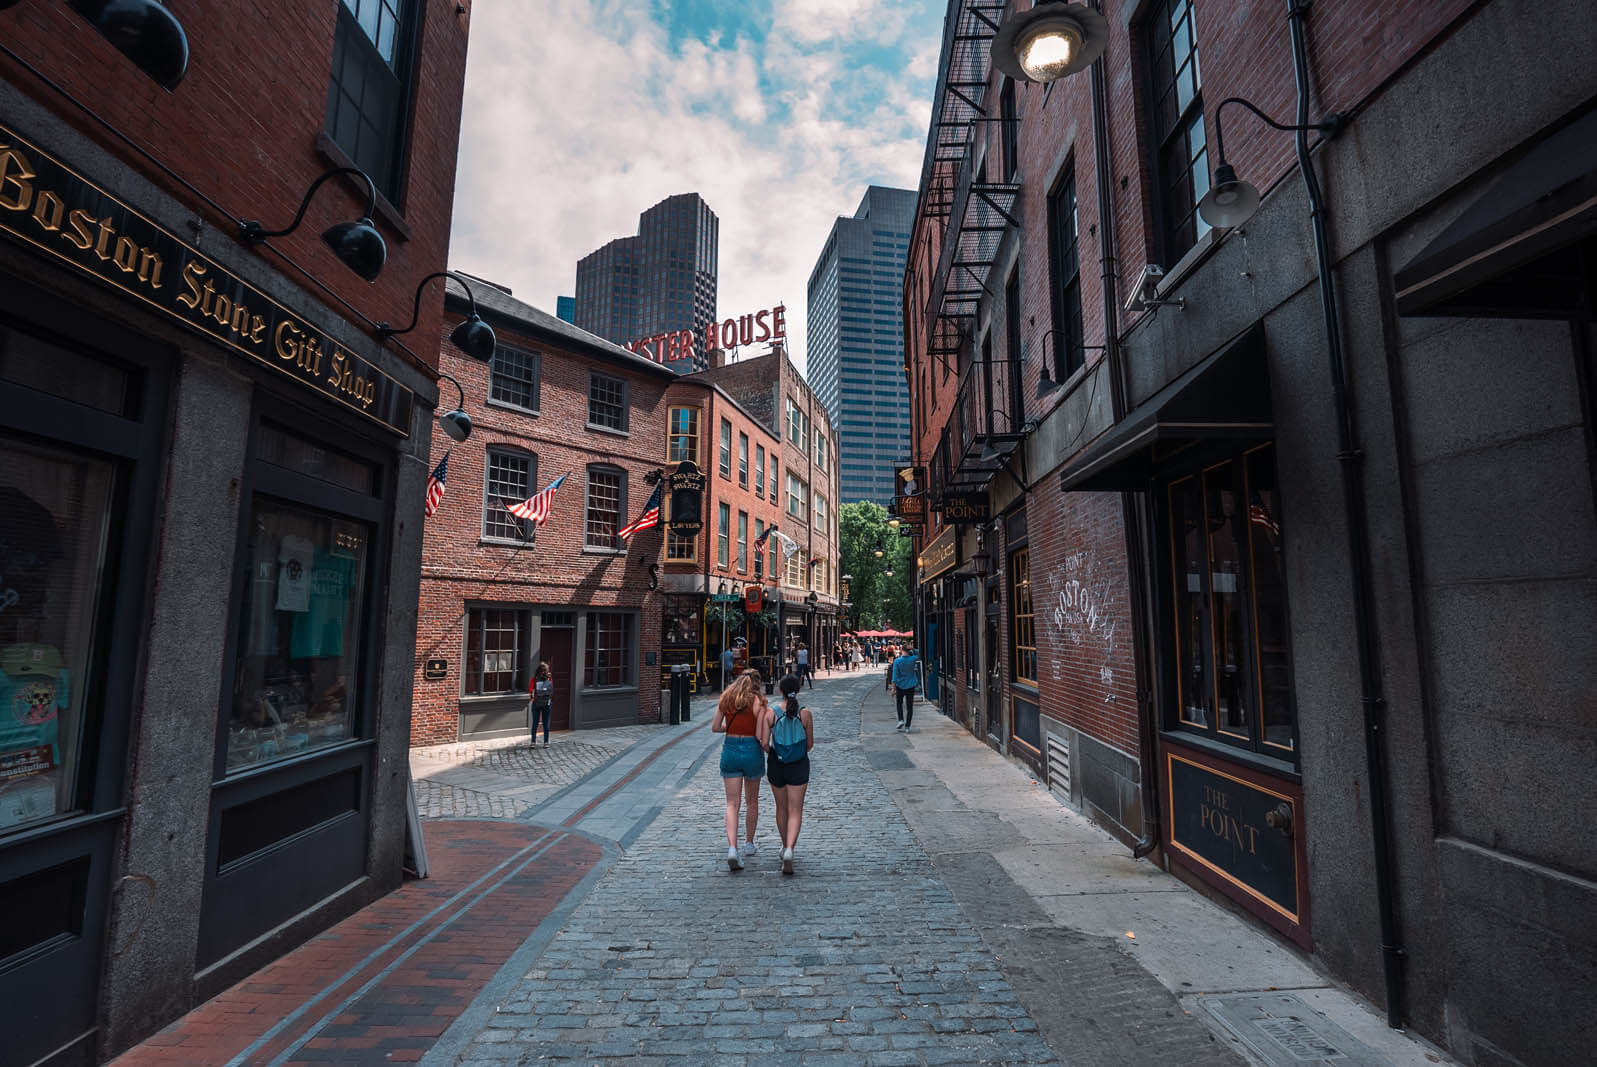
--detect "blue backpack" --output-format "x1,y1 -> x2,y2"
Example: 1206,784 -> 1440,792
771,709 -> 807,763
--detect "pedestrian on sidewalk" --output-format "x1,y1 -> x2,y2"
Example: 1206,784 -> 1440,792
763,674 -> 814,875
719,644 -> 736,691
528,662 -> 554,746
712,671 -> 769,871
888,644 -> 920,732
796,643 -> 812,689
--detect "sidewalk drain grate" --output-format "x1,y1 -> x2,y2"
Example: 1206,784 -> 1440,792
1200,993 -> 1391,1067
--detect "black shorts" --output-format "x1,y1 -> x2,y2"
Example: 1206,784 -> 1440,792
766,751 -> 811,787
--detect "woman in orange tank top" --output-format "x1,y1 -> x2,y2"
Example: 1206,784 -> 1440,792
712,672 -> 770,871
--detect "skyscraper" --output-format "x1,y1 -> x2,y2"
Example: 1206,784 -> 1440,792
806,186 -> 915,505
574,193 -> 718,372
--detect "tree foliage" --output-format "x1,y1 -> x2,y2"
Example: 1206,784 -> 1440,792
839,501 -> 915,631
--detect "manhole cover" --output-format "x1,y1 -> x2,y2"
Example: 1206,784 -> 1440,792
1200,993 -> 1390,1067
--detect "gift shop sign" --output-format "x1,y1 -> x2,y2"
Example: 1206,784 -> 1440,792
0,126 -> 413,435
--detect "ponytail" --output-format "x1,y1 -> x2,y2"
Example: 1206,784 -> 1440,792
784,693 -> 800,718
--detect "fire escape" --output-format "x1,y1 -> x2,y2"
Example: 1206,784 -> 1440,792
921,0 -> 1024,508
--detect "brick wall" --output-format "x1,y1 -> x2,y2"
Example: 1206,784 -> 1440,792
413,312 -> 676,744
0,0 -> 471,371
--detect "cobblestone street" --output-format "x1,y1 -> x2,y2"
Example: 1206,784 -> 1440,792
411,726 -> 660,819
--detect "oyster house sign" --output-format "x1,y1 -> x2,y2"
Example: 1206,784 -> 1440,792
0,124 -> 414,435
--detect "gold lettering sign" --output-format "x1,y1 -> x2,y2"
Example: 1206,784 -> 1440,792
918,526 -> 959,584
0,125 -> 413,436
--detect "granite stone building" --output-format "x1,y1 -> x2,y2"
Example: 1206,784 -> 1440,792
905,2 -> 1595,1065
0,0 -> 471,1060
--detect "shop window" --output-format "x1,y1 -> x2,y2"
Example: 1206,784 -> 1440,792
325,0 -> 418,202
483,448 -> 534,542
587,372 -> 628,432
259,423 -> 376,495
667,406 -> 699,464
228,498 -> 371,772
1164,443 -> 1296,756
584,612 -> 634,688
1010,546 -> 1037,685
1144,0 -> 1209,263
584,465 -> 624,550
490,346 -> 540,412
661,597 -> 701,647
0,436 -> 117,830
464,607 -> 531,696
0,326 -> 130,415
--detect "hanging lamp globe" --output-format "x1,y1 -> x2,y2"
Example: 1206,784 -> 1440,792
1197,163 -> 1263,228
991,0 -> 1109,84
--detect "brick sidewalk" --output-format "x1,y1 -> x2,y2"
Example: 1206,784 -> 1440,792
112,821 -> 604,1066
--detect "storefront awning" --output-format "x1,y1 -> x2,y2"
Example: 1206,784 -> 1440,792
1058,328 -> 1272,492
1394,107 -> 1597,318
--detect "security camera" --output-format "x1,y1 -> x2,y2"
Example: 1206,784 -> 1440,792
1125,264 -> 1186,314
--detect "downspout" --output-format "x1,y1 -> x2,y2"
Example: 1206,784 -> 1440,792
1286,0 -> 1405,1029
1083,3 -> 1160,861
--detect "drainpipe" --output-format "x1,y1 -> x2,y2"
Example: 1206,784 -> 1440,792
1082,2 -> 1160,860
1286,0 -> 1405,1029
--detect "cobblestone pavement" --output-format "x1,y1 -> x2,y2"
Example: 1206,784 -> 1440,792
441,676 -> 1062,1066
411,724 -> 660,819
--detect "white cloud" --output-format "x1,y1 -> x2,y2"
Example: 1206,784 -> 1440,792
447,0 -> 935,374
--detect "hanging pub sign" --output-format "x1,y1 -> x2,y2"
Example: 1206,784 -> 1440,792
939,491 -> 990,524
0,124 -> 414,435
667,460 -> 705,534
744,585 -> 762,612
1166,753 -> 1301,923
894,466 -> 926,525
918,526 -> 958,584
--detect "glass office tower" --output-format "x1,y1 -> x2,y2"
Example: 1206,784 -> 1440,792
574,193 -> 718,372
806,187 -> 915,505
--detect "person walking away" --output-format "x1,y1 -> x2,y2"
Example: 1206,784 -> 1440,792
720,644 -> 737,691
889,644 -> 920,732
528,662 -> 555,746
795,643 -> 812,689
712,672 -> 769,870
764,674 -> 814,875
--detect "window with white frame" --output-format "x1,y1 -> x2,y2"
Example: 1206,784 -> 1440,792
667,406 -> 699,464
483,448 -> 534,541
490,345 -> 539,411
587,371 -> 628,431
717,501 -> 730,566
786,471 -> 808,521
737,510 -> 748,572
584,465 -> 624,549
465,607 -> 531,695
738,433 -> 749,487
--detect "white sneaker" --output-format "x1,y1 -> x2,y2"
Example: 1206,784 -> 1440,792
727,847 -> 743,871
781,847 -> 794,875
741,840 -> 758,856
895,722 -> 905,731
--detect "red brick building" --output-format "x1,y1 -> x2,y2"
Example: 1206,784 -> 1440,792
0,0 -> 471,1059
907,1 -> 1594,1062
413,280 -> 678,743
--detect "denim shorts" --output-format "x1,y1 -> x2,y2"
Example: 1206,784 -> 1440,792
719,735 -> 765,779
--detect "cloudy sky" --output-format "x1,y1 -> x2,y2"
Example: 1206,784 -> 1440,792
446,0 -> 942,373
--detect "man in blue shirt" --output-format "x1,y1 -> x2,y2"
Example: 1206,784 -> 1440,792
887,644 -> 920,733
720,645 -> 736,691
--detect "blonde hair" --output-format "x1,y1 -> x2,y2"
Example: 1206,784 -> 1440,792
717,672 -> 759,718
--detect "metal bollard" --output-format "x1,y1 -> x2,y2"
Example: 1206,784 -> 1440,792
678,666 -> 692,722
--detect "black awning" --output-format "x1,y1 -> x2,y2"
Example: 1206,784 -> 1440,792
1058,327 -> 1272,492
1394,106 -> 1597,318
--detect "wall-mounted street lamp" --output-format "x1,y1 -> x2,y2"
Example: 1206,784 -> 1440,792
887,515 -> 901,529
436,371 -> 472,441
990,0 -> 1108,84
239,166 -> 386,281
0,0 -> 192,90
375,270 -> 497,360
1198,97 -> 1344,229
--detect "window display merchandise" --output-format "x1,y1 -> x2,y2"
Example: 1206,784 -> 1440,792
229,498 -> 370,771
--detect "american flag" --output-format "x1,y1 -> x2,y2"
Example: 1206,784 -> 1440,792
618,481 -> 662,539
1249,501 -> 1280,537
424,453 -> 448,517
505,473 -> 567,527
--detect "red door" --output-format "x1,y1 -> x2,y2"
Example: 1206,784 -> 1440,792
538,628 -> 574,732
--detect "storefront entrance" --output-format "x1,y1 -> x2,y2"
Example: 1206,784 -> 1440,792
537,615 -> 574,732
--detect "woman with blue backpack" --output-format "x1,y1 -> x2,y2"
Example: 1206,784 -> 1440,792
763,674 -> 814,875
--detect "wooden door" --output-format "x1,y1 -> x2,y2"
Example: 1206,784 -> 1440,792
538,628 -> 574,732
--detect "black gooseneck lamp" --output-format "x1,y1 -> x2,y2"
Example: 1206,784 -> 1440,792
239,167 -> 387,282
1198,97 -> 1344,229
375,271 -> 497,361
436,371 -> 471,442
5,1 -> 193,90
